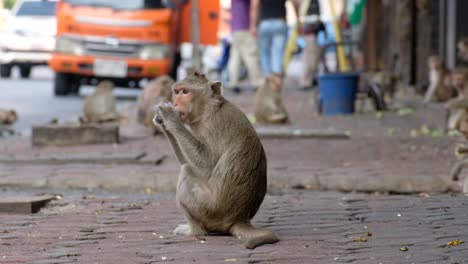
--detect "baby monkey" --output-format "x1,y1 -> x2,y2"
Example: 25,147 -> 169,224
154,72 -> 279,249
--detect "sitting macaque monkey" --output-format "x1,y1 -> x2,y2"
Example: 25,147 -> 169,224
368,71 -> 400,100
0,109 -> 17,125
445,68 -> 468,129
137,75 -> 174,131
153,72 -> 279,249
80,80 -> 120,123
254,73 -> 288,124
424,56 -> 456,103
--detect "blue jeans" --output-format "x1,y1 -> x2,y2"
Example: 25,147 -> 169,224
258,19 -> 288,76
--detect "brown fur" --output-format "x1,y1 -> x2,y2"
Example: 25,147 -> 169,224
373,71 -> 399,99
424,56 -> 456,103
0,109 -> 17,125
154,71 -> 279,249
457,37 -> 468,63
254,74 -> 288,124
81,80 -> 120,123
445,68 -> 468,130
137,75 -> 174,132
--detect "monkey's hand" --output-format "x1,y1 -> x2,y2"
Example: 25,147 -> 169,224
154,102 -> 181,130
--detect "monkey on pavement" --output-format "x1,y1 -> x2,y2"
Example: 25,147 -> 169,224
80,80 -> 120,124
254,73 -> 289,124
137,75 -> 174,132
0,109 -> 17,125
424,56 -> 456,103
153,72 -> 279,249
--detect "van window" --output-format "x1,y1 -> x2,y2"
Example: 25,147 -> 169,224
16,1 -> 57,16
64,0 -> 165,10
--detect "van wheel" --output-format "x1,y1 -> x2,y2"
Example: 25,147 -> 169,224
19,66 -> 31,78
0,64 -> 12,78
169,52 -> 181,80
54,73 -> 72,96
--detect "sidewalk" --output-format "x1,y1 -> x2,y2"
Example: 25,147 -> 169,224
0,190 -> 467,263
0,89 -> 463,194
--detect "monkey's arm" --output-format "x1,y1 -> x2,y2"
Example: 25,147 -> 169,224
162,129 -> 187,165
153,109 -> 187,165
157,103 -> 213,174
424,85 -> 436,103
168,125 -> 213,174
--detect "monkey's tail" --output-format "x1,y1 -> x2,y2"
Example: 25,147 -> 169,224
230,222 -> 279,249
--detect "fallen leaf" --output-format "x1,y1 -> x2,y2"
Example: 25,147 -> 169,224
420,125 -> 430,135
400,246 -> 408,251
397,108 -> 415,116
375,112 -> 384,119
353,237 -> 368,242
447,239 -> 464,246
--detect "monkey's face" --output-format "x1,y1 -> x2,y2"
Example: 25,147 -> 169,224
172,85 -> 195,122
428,56 -> 443,70
266,74 -> 282,92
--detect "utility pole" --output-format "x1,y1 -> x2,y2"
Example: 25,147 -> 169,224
191,0 -> 201,70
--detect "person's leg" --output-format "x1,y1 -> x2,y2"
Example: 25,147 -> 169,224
238,30 -> 263,86
270,20 -> 288,75
301,34 -> 321,88
270,19 -> 288,85
258,20 -> 273,77
228,32 -> 242,88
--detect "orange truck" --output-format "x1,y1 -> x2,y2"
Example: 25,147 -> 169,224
49,0 -> 219,96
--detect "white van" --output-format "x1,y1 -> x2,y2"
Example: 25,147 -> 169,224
0,0 -> 57,78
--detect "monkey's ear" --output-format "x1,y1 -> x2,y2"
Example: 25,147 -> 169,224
210,81 -> 223,95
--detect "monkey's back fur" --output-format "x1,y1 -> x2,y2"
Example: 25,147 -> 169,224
192,98 -> 267,225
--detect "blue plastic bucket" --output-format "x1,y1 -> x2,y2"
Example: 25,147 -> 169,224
317,72 -> 360,115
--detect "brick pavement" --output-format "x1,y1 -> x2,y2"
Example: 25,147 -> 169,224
0,190 -> 467,264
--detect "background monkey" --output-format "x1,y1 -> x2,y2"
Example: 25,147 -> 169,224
154,72 -> 279,249
457,37 -> 468,63
0,109 -> 17,125
254,73 -> 288,124
445,68 -> 468,130
424,56 -> 456,103
81,80 -> 120,123
137,75 -> 174,131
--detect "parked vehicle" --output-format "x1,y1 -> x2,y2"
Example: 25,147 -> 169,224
49,0 -> 219,96
0,0 -> 57,78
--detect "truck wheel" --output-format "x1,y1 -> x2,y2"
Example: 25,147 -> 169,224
19,66 -> 31,78
169,52 -> 181,80
54,73 -> 72,96
0,64 -> 12,78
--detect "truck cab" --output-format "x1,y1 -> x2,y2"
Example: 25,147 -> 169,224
49,0 -> 218,96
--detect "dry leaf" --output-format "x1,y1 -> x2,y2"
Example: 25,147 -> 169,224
400,246 -> 408,251
353,237 -> 368,242
447,239 -> 464,246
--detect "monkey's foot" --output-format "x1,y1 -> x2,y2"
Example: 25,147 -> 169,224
173,224 -> 207,236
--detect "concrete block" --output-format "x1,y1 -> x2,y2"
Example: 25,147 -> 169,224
32,123 -> 119,146
256,127 -> 350,139
0,195 -> 56,214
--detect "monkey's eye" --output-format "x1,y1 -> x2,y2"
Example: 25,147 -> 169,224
182,89 -> 189,95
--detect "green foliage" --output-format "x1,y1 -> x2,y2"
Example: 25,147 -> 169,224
4,0 -> 17,10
